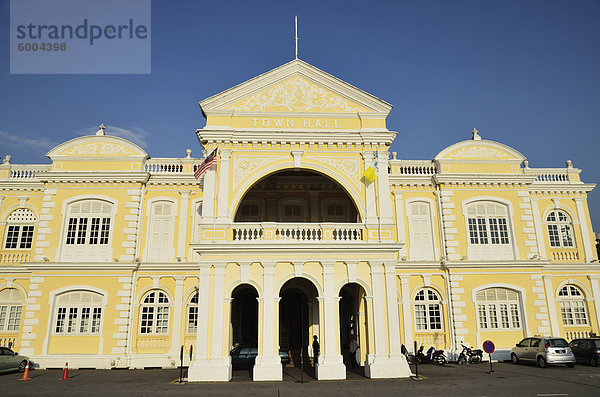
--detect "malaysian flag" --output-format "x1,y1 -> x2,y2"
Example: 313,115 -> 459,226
194,148 -> 218,179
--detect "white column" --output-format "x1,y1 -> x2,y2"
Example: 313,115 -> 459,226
216,149 -> 232,223
384,263 -> 402,358
588,276 -> 600,334
543,275 -> 560,336
530,198 -> 547,259
361,151 -> 378,225
376,151 -> 394,225
177,190 -> 190,259
168,277 -> 185,356
188,264 -> 231,382
574,198 -> 595,262
399,275 -> 413,351
316,262 -> 346,380
364,262 -> 411,379
253,262 -> 282,381
201,166 -> 216,225
393,191 -> 406,251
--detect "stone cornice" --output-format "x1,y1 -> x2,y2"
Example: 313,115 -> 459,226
39,171 -> 150,183
433,173 -> 537,185
23,262 -> 140,271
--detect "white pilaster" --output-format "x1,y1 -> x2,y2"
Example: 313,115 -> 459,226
543,275 -> 560,336
176,190 -> 190,259
376,152 -> 394,225
201,167 -> 216,225
588,276 -> 600,334
188,264 -> 231,382
253,262 -> 282,381
393,191 -> 406,257
169,277 -> 185,356
399,275 -> 413,350
216,149 -> 232,222
574,198 -> 595,262
315,262 -> 346,380
530,198 -> 547,259
361,151 -> 378,225
364,263 -> 411,378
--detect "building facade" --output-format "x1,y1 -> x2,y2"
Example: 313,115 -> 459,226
1,60 -> 599,381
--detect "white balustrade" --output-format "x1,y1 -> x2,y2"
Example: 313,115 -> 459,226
231,223 -> 364,242
0,253 -> 30,262
275,224 -> 322,241
526,168 -> 572,183
7,164 -> 51,179
551,251 -> 579,261
565,331 -> 590,341
391,160 -> 437,175
136,337 -> 170,349
233,224 -> 264,241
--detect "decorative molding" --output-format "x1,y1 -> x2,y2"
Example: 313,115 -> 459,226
226,76 -> 364,113
233,156 -> 287,186
444,146 -> 513,160
59,142 -> 138,156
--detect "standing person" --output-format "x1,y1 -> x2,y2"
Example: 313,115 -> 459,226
312,335 -> 320,367
349,336 -> 359,369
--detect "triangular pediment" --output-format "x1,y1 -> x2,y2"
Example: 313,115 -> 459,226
200,59 -> 392,115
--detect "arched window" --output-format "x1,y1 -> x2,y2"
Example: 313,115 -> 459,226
54,291 -> 103,335
547,210 -> 575,248
147,201 -> 175,261
62,200 -> 113,261
140,290 -> 170,334
558,285 -> 588,326
465,201 -> 513,260
414,288 -> 442,330
475,288 -> 521,330
408,201 -> 435,261
3,208 -> 36,249
0,288 -> 24,332
187,292 -> 198,334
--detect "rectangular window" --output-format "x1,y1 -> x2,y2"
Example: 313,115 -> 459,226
76,218 -> 87,244
55,307 -> 67,333
19,225 -> 34,248
80,307 -> 91,333
500,303 -> 509,328
561,225 -> 573,247
66,218 -> 78,244
498,219 -> 509,244
510,304 -> 520,328
478,304 -> 487,328
477,218 -> 488,244
89,218 -> 100,244
140,306 -> 154,334
415,304 -> 427,330
548,224 -> 560,247
0,306 -> 6,330
5,226 -> 20,249
468,218 -> 478,244
488,304 -> 498,328
428,304 -> 442,330
7,306 -> 22,331
100,218 -> 110,244
187,307 -> 198,334
67,307 -> 78,333
156,306 -> 169,333
91,308 -> 102,333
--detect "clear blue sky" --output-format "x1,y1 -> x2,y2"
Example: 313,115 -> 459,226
1,0 -> 599,229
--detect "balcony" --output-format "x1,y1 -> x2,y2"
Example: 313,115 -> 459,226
232,222 -> 364,242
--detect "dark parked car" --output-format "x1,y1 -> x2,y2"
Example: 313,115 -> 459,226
569,337 -> 600,366
0,347 -> 29,373
230,345 -> 291,369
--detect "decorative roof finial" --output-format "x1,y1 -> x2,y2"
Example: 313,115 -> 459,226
3,155 -> 12,164
472,128 -> 481,140
96,123 -> 106,136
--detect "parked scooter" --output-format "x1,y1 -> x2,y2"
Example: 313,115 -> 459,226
416,345 -> 447,365
457,344 -> 483,364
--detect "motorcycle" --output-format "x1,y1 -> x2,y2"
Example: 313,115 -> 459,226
457,344 -> 483,364
416,345 -> 447,365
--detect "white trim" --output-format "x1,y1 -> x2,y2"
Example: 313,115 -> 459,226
142,197 -> 178,262
42,285 -> 108,356
405,198 -> 439,261
334,278 -> 373,298
555,280 -> 592,299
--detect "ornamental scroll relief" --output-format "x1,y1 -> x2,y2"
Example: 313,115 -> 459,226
233,156 -> 287,186
444,146 -> 513,160
226,76 -> 363,113
59,142 -> 138,156
306,155 -> 360,189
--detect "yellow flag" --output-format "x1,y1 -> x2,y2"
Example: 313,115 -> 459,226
363,166 -> 376,182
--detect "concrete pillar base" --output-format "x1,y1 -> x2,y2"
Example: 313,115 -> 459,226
253,355 -> 282,381
364,354 -> 411,379
187,358 -> 232,382
315,354 -> 346,380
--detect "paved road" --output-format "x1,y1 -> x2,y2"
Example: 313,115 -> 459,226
2,362 -> 599,396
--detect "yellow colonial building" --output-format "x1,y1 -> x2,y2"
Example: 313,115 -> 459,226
1,59 -> 598,381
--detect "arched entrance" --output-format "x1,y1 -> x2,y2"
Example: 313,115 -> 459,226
234,170 -> 360,223
230,284 -> 259,348
279,277 -> 319,375
339,283 -> 369,372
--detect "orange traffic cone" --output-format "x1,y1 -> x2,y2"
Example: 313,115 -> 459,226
18,361 -> 31,381
58,362 -> 70,381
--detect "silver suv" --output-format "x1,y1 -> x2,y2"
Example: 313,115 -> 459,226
511,337 -> 575,368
